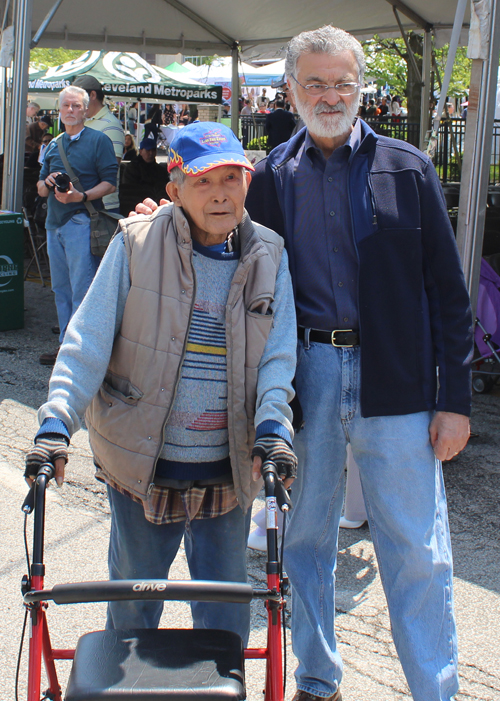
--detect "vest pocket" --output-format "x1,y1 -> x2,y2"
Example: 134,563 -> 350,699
244,308 -> 274,369
101,371 -> 143,405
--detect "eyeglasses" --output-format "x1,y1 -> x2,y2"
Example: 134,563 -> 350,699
291,75 -> 361,96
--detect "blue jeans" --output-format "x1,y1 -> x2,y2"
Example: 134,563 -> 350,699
46,212 -> 100,343
106,486 -> 252,644
285,342 -> 458,701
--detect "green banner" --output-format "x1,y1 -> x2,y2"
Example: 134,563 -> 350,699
27,51 -> 222,104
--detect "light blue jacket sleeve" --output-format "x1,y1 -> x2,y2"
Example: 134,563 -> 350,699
254,247 -> 297,443
38,233 -> 130,436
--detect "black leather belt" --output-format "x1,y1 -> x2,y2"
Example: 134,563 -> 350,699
298,326 -> 360,347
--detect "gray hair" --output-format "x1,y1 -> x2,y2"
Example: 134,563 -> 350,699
58,85 -> 89,109
169,166 -> 186,186
285,25 -> 365,83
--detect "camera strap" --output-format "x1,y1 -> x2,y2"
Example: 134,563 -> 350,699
56,135 -> 99,218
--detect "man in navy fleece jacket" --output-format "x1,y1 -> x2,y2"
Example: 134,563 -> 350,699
245,25 -> 472,701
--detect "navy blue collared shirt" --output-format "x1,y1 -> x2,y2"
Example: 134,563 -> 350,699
292,119 -> 361,331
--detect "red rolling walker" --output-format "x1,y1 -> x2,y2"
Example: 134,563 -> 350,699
20,461 -> 291,701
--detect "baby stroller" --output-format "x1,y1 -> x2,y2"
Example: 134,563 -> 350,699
19,461 -> 291,701
472,257 -> 500,393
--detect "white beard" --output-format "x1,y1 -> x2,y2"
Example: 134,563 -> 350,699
294,91 -> 359,139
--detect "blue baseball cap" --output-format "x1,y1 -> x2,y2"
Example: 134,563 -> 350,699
139,138 -> 156,150
168,122 -> 254,176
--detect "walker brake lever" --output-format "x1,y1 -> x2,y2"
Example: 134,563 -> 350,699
274,479 -> 292,512
261,460 -> 293,512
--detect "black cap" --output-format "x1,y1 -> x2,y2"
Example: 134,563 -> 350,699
72,75 -> 102,92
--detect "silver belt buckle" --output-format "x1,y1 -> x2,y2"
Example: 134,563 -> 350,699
331,329 -> 354,347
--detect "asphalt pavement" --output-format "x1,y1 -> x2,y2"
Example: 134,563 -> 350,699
0,280 -> 499,701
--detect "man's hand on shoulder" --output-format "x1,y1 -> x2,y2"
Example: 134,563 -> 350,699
128,197 -> 169,217
429,411 -> 470,462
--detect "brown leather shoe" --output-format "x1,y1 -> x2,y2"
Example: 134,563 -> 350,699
39,349 -> 59,366
292,689 -> 342,701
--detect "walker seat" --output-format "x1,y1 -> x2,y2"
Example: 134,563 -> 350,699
65,628 -> 246,701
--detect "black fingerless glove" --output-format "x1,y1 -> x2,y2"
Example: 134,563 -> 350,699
251,435 -> 298,480
25,434 -> 69,481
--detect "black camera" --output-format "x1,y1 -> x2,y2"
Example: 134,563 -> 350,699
54,172 -> 71,193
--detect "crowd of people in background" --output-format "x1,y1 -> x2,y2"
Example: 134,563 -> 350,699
23,80 -> 470,239
24,86 -> 469,174
360,93 -> 403,120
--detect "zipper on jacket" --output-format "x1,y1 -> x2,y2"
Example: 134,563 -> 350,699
147,247 -> 198,493
347,156 -> 362,339
367,175 -> 378,227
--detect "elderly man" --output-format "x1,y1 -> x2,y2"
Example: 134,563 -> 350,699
37,86 -> 118,365
244,25 -> 473,701
26,101 -> 40,123
26,122 -> 297,643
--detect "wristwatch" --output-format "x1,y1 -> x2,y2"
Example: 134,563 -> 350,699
81,191 -> 88,203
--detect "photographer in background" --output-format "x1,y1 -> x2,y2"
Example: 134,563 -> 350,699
37,85 -> 118,366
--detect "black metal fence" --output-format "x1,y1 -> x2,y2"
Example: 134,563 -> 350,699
241,115 -> 267,149
430,118 -> 500,185
242,114 -> 500,186
363,117 -> 420,146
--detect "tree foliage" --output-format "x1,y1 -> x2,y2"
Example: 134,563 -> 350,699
30,48 -> 83,70
363,36 -> 408,97
433,45 -> 472,97
362,35 -> 472,101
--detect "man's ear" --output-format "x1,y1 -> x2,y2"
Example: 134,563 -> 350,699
245,170 -> 252,187
166,180 -> 182,206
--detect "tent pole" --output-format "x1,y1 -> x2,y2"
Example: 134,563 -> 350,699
0,67 -> 6,154
456,0 -> 500,316
30,0 -> 64,48
0,0 -> 10,155
231,42 -> 239,136
419,29 -> 431,150
2,0 -> 34,212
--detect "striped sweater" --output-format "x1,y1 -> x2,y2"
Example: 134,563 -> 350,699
157,239 -> 239,481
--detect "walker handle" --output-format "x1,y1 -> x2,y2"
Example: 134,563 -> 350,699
21,463 -> 55,514
261,460 -> 292,512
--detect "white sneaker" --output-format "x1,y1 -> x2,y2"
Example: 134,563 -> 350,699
247,529 -> 282,552
339,516 -> 366,529
247,529 -> 267,551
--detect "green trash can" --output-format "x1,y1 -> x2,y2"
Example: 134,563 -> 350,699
0,210 -> 24,331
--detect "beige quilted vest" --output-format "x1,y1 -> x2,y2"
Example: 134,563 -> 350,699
85,203 -> 284,512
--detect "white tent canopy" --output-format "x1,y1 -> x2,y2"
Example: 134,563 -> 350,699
20,0 -> 470,61
190,59 -> 263,85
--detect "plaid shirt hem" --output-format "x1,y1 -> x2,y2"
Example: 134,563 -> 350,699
104,476 -> 238,525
